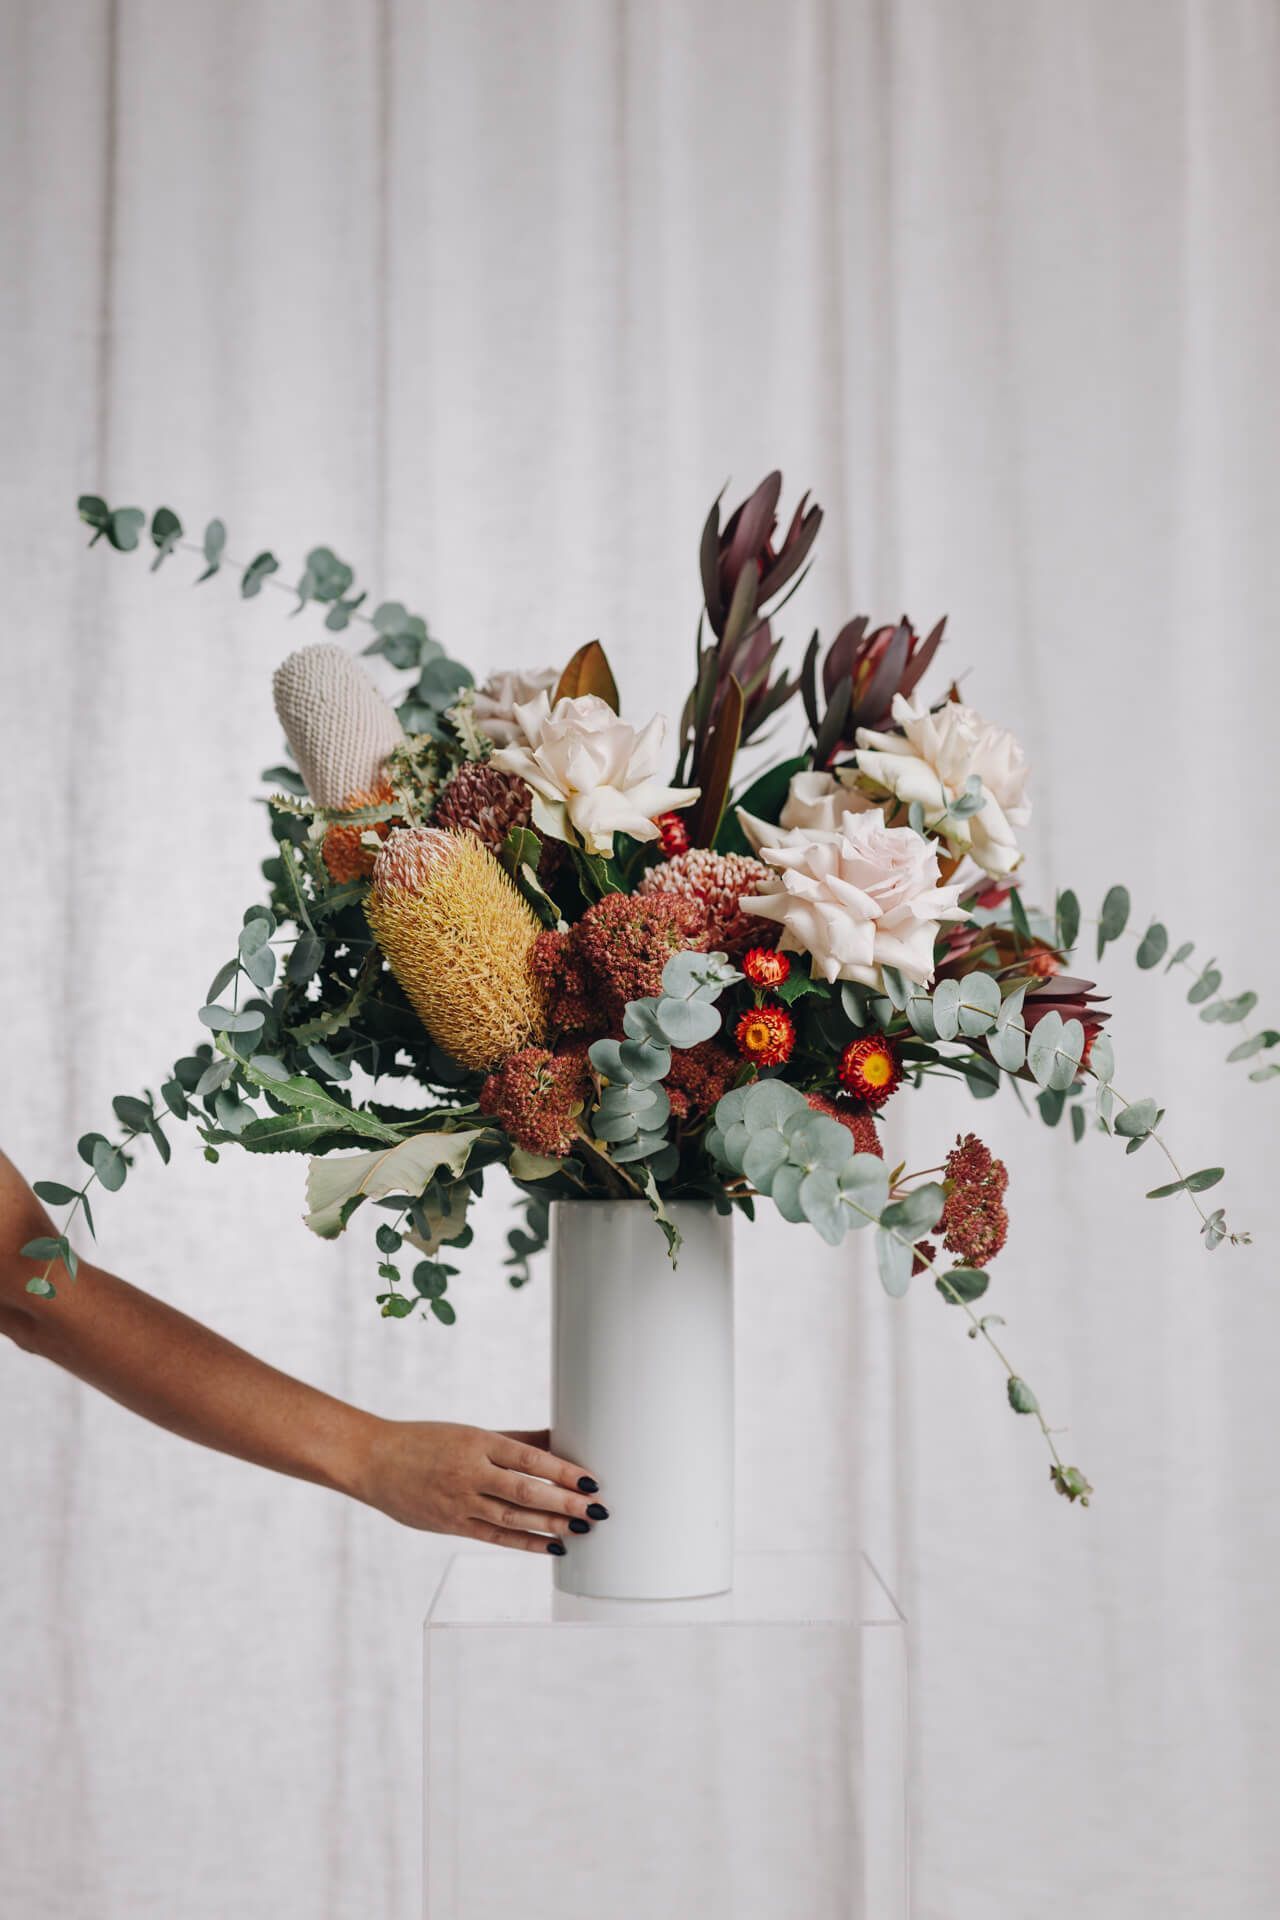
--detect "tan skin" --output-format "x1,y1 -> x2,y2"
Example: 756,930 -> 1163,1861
0,1151 -> 605,1554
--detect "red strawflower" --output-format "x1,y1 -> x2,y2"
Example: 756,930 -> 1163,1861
479,1048 -> 591,1158
837,1036 -> 902,1109
666,1040 -> 738,1121
735,1005 -> 795,1068
743,946 -> 790,989
653,811 -> 690,858
940,1131 -> 1010,1267
804,1091 -> 883,1159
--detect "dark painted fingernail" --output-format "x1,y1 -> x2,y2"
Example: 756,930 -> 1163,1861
586,1503 -> 609,1521
568,1517 -> 591,1534
547,1540 -> 567,1556
577,1476 -> 599,1493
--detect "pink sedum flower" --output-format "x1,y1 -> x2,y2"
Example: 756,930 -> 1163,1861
491,692 -> 699,856
738,812 -> 967,989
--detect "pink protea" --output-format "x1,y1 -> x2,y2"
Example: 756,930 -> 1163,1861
636,847 -> 773,958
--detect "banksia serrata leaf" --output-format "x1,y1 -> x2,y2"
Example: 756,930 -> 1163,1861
365,828 -> 549,1071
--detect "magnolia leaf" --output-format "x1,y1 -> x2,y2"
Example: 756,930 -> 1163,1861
305,1129 -> 485,1238
553,640 -> 620,712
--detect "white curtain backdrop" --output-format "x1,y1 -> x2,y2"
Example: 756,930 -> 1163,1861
2,3 -> 1277,1915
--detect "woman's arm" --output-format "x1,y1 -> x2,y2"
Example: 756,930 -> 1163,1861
0,1151 -> 603,1553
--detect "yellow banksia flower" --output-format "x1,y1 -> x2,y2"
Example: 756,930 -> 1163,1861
366,827 -> 549,1071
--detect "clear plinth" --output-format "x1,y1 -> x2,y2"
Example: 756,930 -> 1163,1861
424,1550 -> 909,1919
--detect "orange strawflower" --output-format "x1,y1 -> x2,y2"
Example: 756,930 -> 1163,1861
734,1005 -> 795,1068
743,946 -> 791,989
322,778 -> 398,883
837,1035 -> 902,1109
1023,941 -> 1060,979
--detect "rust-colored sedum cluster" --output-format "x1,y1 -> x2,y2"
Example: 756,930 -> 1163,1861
365,827 -> 549,1071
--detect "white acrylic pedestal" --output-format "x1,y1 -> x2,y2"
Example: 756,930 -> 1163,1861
424,1550 -> 909,1918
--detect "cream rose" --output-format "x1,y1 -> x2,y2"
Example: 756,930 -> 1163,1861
473,667 -> 560,747
491,692 -> 699,856
738,811 -> 968,988
737,768 -> 873,853
854,694 -> 1031,877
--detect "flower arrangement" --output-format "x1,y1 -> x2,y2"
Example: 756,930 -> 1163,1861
25,479 -> 1275,1507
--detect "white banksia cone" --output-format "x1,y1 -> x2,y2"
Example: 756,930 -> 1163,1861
272,642 -> 405,808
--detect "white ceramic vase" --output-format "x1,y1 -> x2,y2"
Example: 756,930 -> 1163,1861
550,1198 -> 734,1601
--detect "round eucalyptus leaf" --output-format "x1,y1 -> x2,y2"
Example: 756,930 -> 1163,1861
799,1169 -> 846,1246
987,1022 -> 1026,1072
33,1180 -> 80,1208
931,977 -> 962,1042
711,1086 -> 751,1132
937,1267 -> 988,1304
1026,1010 -> 1064,1088
875,1227 -> 913,1297
621,999 -> 667,1043
770,1163 -> 807,1224
1135,922 -> 1168,969
957,971 -> 1001,1037
1007,1377 -> 1039,1415
654,995 -> 721,1048
720,1121 -> 751,1171
92,1140 -> 127,1192
1089,1031 -> 1115,1085
742,1080 -> 808,1132
742,1130 -> 789,1190
782,1112 -> 853,1171
837,1154 -> 889,1222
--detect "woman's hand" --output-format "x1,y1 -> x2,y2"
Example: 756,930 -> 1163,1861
350,1420 -> 608,1555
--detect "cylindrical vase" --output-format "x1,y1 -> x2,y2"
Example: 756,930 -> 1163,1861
550,1198 -> 734,1601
